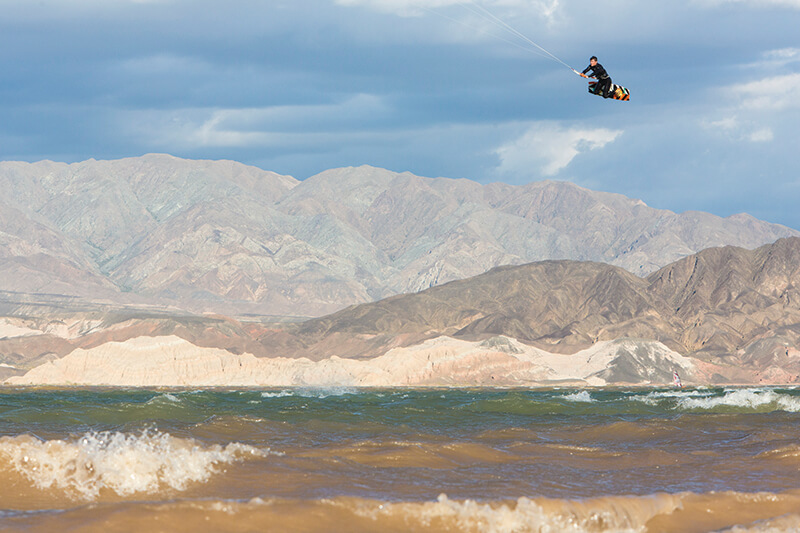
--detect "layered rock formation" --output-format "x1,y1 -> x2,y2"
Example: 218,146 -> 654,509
1,155 -> 796,317
4,335 -> 695,388
5,239 -> 800,387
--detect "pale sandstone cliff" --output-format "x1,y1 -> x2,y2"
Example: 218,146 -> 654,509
5,335 -> 696,388
7,240 -> 800,387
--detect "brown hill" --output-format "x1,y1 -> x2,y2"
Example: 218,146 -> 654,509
646,237 -> 800,361
5,239 -> 800,385
257,238 -> 800,373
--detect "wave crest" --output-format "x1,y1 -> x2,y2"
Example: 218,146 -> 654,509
677,389 -> 800,412
354,492 -> 685,533
0,430 -> 269,499
562,391 -> 594,403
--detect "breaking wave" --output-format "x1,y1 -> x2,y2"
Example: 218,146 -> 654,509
0,430 -> 270,500
635,389 -> 716,406
145,392 -> 182,405
677,388 -> 800,413
353,492 -> 683,533
261,387 -> 359,399
260,390 -> 294,398
562,391 -> 594,403
351,491 -> 800,533
4,491 -> 800,533
625,388 -> 800,413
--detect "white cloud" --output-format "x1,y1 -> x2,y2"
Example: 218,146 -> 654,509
336,0 -> 528,11
118,94 -> 392,149
700,67 -> 798,146
335,0 -> 562,23
26,0 -> 169,5
742,47 -> 800,70
701,116 -> 774,143
336,0 -> 459,15
747,128 -> 774,142
763,47 -> 800,62
695,0 -> 800,8
705,117 -> 738,132
733,73 -> 800,110
494,123 -> 622,178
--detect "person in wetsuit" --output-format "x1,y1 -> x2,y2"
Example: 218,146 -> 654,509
580,56 -> 612,98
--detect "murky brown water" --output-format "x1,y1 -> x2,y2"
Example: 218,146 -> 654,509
1,387 -> 800,532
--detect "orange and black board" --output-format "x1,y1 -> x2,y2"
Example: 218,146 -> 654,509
588,81 -> 630,101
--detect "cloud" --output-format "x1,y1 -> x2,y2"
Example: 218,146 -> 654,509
741,47 -> 800,71
12,0 -> 170,7
747,128 -> 774,142
114,54 -> 210,76
1,0 -> 799,230
733,73 -> 800,110
118,94 -> 392,149
335,0 -> 530,11
494,123 -> 623,178
703,116 -> 774,142
336,0 -> 460,15
697,59 -> 798,148
335,0 -> 563,24
705,117 -> 738,132
761,47 -> 800,64
695,0 -> 800,8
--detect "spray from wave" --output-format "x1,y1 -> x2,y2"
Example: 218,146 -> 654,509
261,390 -> 294,398
677,389 -> 800,412
260,387 -> 359,399
354,492 -> 685,533
0,430 -> 271,500
561,391 -> 594,403
144,393 -> 182,405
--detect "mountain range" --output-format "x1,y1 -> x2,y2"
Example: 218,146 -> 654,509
4,238 -> 800,387
1,154 -> 796,318
268,237 -> 800,379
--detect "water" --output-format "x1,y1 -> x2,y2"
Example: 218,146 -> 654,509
1,387 -> 800,532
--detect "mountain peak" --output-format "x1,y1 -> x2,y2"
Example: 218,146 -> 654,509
0,155 -> 797,317
265,238 -> 800,368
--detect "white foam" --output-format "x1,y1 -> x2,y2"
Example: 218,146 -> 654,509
677,389 -> 800,412
261,387 -> 359,399
0,430 -> 270,500
144,393 -> 182,405
562,391 -> 594,403
357,493 -> 683,533
635,389 -> 715,405
293,386 -> 359,399
261,390 -> 294,398
720,514 -> 800,532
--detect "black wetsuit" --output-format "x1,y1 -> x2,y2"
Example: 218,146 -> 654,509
582,62 -> 612,97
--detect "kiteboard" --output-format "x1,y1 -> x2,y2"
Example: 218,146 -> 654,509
588,81 -> 630,101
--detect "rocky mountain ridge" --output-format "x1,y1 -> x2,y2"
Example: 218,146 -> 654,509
261,237 -> 800,366
1,154 -> 797,318
4,239 -> 800,386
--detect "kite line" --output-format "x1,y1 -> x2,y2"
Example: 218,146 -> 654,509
424,1 -> 582,76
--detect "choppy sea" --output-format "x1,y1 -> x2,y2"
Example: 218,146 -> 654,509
1,387 -> 800,532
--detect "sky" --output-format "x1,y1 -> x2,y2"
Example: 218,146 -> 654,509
1,0 -> 799,228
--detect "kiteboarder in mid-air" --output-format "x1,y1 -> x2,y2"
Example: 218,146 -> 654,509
580,56 -> 612,98
425,3 -> 629,100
